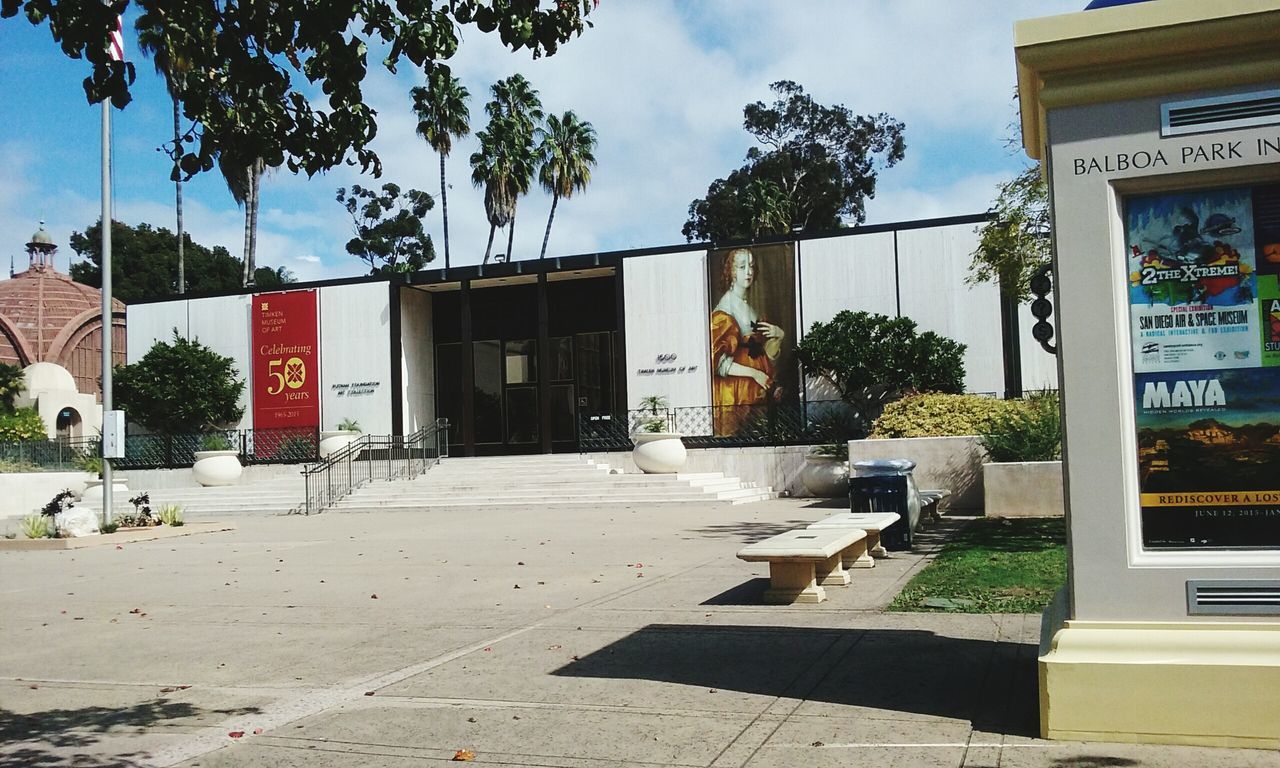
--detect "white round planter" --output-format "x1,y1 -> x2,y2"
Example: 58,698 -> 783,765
800,454 -> 849,498
632,432 -> 687,474
80,477 -> 130,506
318,430 -> 361,458
192,450 -> 243,487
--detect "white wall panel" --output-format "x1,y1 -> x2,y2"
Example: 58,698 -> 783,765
1018,300 -> 1061,392
319,282 -> 392,434
897,224 -> 1005,396
188,294 -> 253,428
623,249 -> 711,412
400,287 -> 435,433
125,301 -> 188,364
798,232 -> 898,329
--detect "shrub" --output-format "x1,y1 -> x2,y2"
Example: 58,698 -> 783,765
114,331 -> 245,434
870,393 -> 1015,439
979,392 -> 1062,462
200,434 -> 235,452
20,514 -> 48,539
337,417 -> 361,432
0,408 -> 50,442
0,458 -> 42,473
796,311 -> 966,434
75,452 -> 104,476
158,504 -> 184,526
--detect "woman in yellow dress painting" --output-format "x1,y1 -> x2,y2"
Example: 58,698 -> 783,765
710,248 -> 785,435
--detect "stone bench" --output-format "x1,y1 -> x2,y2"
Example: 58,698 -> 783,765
806,511 -> 901,565
736,527 -> 869,604
919,489 -> 951,523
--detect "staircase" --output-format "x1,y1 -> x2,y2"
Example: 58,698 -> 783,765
76,474 -> 307,518
328,454 -> 775,512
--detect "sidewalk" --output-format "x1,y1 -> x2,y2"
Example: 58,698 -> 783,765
1,499 -> 1273,768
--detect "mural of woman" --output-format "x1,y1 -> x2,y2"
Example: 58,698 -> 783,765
710,248 -> 785,434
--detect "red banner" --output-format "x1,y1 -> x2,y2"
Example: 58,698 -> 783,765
252,290 -> 319,431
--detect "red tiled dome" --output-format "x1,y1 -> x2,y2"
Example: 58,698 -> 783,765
0,264 -> 125,396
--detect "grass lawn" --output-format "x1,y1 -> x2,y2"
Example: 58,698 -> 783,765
888,517 -> 1067,613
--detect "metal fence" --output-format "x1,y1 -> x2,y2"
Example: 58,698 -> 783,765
578,400 -> 860,452
302,419 -> 450,515
0,427 -> 321,472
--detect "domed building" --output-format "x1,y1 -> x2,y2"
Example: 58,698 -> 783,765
1,222 -> 126,438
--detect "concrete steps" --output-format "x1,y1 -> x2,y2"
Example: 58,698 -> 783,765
330,455 -> 774,512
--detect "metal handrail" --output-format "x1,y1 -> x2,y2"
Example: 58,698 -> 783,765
301,419 -> 449,515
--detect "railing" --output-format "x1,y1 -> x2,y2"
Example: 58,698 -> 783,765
578,400 -> 860,452
302,419 -> 450,515
0,427 -> 321,472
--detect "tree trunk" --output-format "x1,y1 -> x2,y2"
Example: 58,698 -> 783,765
539,194 -> 559,260
439,152 -> 450,270
241,166 -> 253,287
173,96 -> 185,294
505,207 -> 516,262
247,166 -> 260,286
483,223 -> 497,265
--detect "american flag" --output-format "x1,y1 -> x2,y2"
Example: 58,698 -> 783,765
108,13 -> 124,61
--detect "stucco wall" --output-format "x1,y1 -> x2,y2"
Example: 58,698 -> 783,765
318,282 -> 393,434
849,435 -> 987,511
622,248 -> 712,415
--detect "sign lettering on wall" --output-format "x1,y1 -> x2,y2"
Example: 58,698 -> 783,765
1126,184 -> 1280,549
252,290 -> 320,432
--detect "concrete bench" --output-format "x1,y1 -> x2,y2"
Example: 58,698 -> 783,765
806,511 -> 901,565
919,489 -> 951,523
736,527 -> 868,604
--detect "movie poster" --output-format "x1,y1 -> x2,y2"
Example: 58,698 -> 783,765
1127,184 -> 1280,549
707,244 -> 797,436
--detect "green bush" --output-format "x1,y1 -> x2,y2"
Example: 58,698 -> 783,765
870,393 -> 1014,439
0,408 -> 49,443
979,392 -> 1062,462
115,331 -> 245,434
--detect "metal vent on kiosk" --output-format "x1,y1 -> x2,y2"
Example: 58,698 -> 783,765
1186,580 -> 1280,616
1161,89 -> 1280,138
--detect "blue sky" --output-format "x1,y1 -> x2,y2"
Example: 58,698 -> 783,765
0,1 -> 1083,284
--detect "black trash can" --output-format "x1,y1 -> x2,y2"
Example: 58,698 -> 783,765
849,459 -> 920,551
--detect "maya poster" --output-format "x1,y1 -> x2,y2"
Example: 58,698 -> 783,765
1127,184 -> 1280,549
707,244 -> 798,436
252,290 -> 320,432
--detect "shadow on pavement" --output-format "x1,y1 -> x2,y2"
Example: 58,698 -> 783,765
700,577 -> 770,605
687,520 -> 819,542
0,699 -> 261,768
552,623 -> 1039,737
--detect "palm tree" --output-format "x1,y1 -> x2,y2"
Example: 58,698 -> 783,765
411,69 -> 470,270
135,8 -> 189,293
485,75 -> 542,261
218,154 -> 266,287
536,111 -> 597,260
470,122 -> 517,265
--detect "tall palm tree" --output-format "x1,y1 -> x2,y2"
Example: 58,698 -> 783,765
470,122 -> 517,265
219,154 -> 266,287
411,69 -> 470,270
135,8 -> 189,293
485,75 -> 542,261
536,111 -> 597,260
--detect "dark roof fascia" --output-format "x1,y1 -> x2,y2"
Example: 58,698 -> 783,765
126,272 -> 403,307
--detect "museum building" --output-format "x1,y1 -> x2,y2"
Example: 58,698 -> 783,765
125,213 -> 1058,456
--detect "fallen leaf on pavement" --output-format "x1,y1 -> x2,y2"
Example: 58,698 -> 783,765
253,728 -> 264,735
370,594 -> 378,599
452,749 -> 475,761
364,691 -> 376,696
546,644 -> 561,651
228,731 -> 244,739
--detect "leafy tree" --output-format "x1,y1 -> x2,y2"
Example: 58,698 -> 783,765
0,362 -> 24,412
485,74 -> 543,261
796,310 -> 966,433
537,110 -> 597,260
135,5 -> 189,293
337,184 -> 436,274
411,70 -> 470,270
0,408 -> 49,442
969,164 -> 1050,301
2,1 -> 597,180
684,80 -> 906,242
70,219 -> 295,302
114,331 -> 245,434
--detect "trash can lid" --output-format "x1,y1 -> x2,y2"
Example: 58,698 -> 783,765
851,458 -> 916,475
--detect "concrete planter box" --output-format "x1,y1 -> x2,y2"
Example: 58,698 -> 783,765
632,433 -> 687,474
192,450 -> 243,487
799,454 -> 848,498
983,460 -> 1065,518
848,435 -> 986,512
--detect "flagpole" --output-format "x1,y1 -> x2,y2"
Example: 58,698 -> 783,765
101,93 -> 114,525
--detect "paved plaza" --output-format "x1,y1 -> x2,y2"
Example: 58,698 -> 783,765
2,499 -> 1275,768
